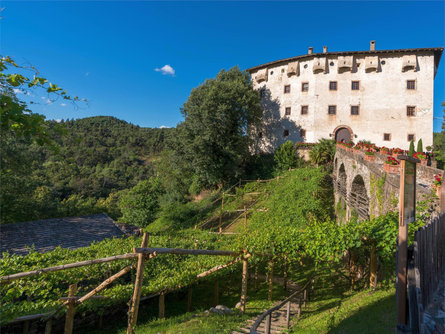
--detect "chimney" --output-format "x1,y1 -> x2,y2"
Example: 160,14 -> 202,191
370,40 -> 376,51
323,46 -> 328,53
308,47 -> 313,55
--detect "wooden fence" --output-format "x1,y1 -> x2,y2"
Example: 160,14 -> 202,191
1,233 -> 273,334
408,212 -> 445,333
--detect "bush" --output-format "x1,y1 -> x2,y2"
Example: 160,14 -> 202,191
274,141 -> 301,171
309,139 -> 336,168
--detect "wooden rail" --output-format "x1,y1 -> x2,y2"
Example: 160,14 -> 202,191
250,278 -> 313,334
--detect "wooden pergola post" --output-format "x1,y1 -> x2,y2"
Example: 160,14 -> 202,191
127,232 -> 149,334
268,258 -> 274,301
159,292 -> 165,319
187,287 -> 192,312
240,252 -> 249,314
64,284 -> 77,334
214,280 -> 219,306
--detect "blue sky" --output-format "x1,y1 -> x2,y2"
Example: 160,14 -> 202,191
1,1 -> 444,131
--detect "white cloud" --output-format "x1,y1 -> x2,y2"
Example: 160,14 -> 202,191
46,98 -> 53,105
41,96 -> 46,100
13,88 -> 23,94
154,65 -> 175,76
60,103 -> 67,107
159,125 -> 170,129
54,119 -> 62,123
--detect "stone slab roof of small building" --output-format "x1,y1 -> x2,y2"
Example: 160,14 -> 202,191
0,213 -> 125,256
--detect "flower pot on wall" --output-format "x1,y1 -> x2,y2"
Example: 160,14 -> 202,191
364,154 -> 375,162
420,159 -> 428,166
384,163 -> 400,174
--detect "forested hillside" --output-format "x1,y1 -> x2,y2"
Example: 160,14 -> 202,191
0,116 -> 175,224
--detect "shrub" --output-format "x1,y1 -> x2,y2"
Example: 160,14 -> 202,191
274,141 -> 301,171
417,138 -> 423,153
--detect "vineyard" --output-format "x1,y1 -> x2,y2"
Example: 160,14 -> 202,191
0,167 -> 422,333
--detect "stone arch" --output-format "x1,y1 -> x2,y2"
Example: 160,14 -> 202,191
349,174 -> 369,219
337,163 -> 347,198
333,125 -> 354,143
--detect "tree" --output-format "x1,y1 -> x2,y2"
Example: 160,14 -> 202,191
274,141 -> 300,171
173,67 -> 262,190
417,138 -> 423,153
408,140 -> 415,156
119,178 -> 165,227
309,138 -> 336,168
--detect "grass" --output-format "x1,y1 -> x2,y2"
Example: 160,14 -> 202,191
290,281 -> 396,334
83,275 -> 287,334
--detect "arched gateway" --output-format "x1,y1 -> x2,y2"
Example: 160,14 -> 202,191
334,126 -> 353,143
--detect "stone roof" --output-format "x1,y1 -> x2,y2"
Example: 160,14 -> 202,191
0,214 -> 125,256
246,47 -> 444,73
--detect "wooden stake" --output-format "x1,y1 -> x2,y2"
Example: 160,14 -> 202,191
187,287 -> 192,312
303,289 -> 307,308
64,284 -> 77,334
22,320 -> 30,334
240,253 -> 249,314
214,280 -> 219,306
265,314 -> 271,334
286,301 -> 291,328
254,267 -> 258,292
370,244 -> 377,289
243,205 -> 247,229
127,232 -> 149,334
45,319 -> 52,334
297,297 -> 301,319
283,256 -> 288,291
268,259 -> 274,301
219,192 -> 224,235
159,292 -> 165,319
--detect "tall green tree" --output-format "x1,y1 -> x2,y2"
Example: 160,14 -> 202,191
174,67 -> 262,190
274,141 -> 301,171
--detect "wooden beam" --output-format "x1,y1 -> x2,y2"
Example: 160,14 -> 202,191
77,263 -> 137,304
127,233 -> 149,334
64,284 -> 77,334
134,247 -> 239,257
1,253 -> 138,283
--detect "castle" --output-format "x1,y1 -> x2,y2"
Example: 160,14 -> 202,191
247,41 -> 443,152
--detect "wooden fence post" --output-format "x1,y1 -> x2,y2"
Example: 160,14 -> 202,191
243,205 -> 247,229
22,320 -> 30,334
219,193 -> 224,235
303,289 -> 307,308
370,244 -> 377,289
240,252 -> 249,314
127,232 -> 149,334
254,267 -> 258,292
159,292 -> 165,319
286,300 -> 291,328
283,256 -> 288,292
265,313 -> 271,334
297,297 -> 301,319
64,283 -> 77,334
187,287 -> 192,312
214,280 -> 219,306
268,259 -> 274,301
44,319 -> 52,334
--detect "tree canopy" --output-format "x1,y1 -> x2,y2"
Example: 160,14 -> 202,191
173,67 -> 262,190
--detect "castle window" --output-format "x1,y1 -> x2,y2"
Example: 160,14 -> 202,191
329,81 -> 337,91
302,82 -> 309,92
301,105 -> 308,115
407,80 -> 416,90
384,133 -> 391,141
283,129 -> 289,137
407,134 -> 415,142
351,105 -> 359,115
328,105 -> 337,115
351,81 -> 360,90
284,85 -> 291,94
285,107 -> 291,116
300,129 -> 306,138
407,106 -> 416,117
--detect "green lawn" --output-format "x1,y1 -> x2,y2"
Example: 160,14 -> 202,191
290,284 -> 396,334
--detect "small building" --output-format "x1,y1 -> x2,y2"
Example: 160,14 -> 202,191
247,41 -> 443,152
0,213 -> 126,256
